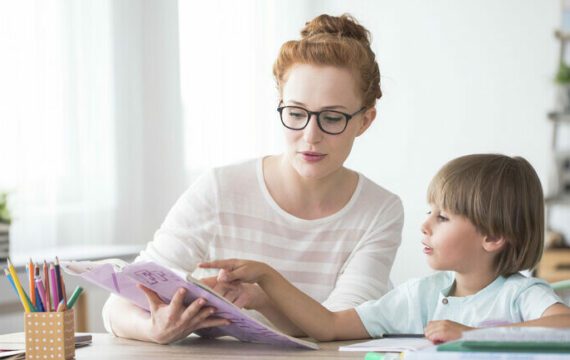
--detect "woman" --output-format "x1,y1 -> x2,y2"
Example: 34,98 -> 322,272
102,13 -> 404,344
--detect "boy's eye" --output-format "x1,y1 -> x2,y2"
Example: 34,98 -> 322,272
437,215 -> 448,222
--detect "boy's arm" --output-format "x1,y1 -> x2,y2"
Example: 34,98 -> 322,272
256,298 -> 305,336
200,259 -> 370,341
510,303 -> 570,327
426,303 -> 570,344
258,267 -> 370,341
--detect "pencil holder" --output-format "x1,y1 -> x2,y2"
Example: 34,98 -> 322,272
24,309 -> 75,360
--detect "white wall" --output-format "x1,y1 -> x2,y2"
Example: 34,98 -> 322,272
112,0 -> 187,246
299,0 -> 560,284
1,1 -> 561,332
33,0 -> 560,288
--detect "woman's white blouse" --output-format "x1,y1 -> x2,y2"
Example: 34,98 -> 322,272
103,157 -> 403,331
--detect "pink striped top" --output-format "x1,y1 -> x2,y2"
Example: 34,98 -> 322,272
139,158 -> 403,311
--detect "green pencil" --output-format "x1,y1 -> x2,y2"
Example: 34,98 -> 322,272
66,286 -> 84,309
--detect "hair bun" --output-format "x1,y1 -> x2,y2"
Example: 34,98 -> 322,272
301,14 -> 370,46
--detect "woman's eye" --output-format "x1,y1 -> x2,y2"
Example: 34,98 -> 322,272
323,115 -> 342,122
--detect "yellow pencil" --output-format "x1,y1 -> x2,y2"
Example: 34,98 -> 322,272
7,258 -> 32,313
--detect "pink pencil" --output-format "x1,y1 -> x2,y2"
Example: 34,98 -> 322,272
49,265 -> 59,309
35,278 -> 48,312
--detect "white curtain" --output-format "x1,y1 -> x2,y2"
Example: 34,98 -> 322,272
0,0 -> 116,252
178,0 -> 313,174
0,0 -> 318,253
0,0 -> 188,252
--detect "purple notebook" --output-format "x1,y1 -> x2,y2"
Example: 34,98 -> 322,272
62,259 -> 318,349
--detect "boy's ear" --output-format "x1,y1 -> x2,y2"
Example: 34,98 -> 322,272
482,235 -> 507,253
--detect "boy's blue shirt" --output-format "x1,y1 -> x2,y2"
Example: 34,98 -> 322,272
355,271 -> 561,337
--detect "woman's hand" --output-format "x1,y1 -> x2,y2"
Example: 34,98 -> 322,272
200,274 -> 270,310
138,284 -> 230,344
424,320 -> 473,344
198,259 -> 273,285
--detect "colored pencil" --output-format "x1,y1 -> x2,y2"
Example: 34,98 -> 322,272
6,267 -> 36,312
49,264 -> 59,309
60,275 -> 67,311
34,284 -> 45,312
66,286 -> 83,309
29,258 -> 36,307
43,260 -> 51,312
4,269 -> 36,312
54,257 -> 63,303
4,268 -> 17,294
6,259 -> 32,313
36,278 -> 48,312
3,257 -> 77,314
56,300 -> 66,312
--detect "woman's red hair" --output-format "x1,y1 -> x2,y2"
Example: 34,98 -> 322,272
273,14 -> 381,108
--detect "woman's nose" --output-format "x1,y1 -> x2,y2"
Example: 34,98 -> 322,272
303,114 -> 323,144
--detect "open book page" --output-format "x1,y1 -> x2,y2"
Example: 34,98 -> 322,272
461,327 -> 570,342
339,337 -> 432,352
435,327 -> 570,353
61,260 -> 318,349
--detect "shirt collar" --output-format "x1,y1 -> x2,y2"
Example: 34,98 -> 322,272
440,272 -> 506,299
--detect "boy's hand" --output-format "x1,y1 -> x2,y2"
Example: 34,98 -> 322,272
424,320 -> 474,344
200,275 -> 269,310
198,259 -> 272,285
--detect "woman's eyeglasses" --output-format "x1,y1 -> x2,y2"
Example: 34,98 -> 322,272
277,105 -> 366,135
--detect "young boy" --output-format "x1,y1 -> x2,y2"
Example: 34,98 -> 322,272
200,154 -> 570,343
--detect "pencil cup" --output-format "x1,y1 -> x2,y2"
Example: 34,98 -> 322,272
24,309 -> 75,360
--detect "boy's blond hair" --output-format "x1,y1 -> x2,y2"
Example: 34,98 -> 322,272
427,154 -> 544,277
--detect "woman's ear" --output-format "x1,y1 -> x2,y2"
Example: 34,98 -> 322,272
356,107 -> 376,137
482,235 -> 507,254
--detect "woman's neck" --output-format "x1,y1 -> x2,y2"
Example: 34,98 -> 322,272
262,155 -> 358,220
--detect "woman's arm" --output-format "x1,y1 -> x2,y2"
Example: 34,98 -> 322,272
200,259 -> 370,341
103,170 -> 230,343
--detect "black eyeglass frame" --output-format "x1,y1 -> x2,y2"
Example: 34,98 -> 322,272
276,105 -> 367,135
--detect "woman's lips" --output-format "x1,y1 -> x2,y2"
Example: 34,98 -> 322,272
300,152 -> 326,162
422,242 -> 433,254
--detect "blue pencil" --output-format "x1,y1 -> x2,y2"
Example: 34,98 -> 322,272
4,268 -> 17,293
4,269 -> 37,312
54,257 -> 64,304
35,284 -> 45,312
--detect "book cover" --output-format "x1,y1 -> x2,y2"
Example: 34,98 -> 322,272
62,259 -> 318,350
